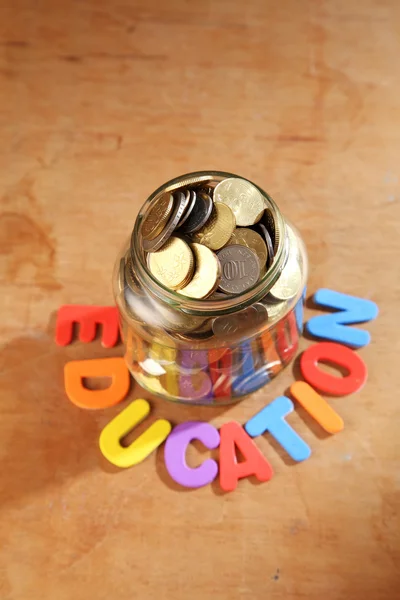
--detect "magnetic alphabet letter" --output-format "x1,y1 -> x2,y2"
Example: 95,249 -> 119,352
64,357 -> 130,409
300,342 -> 367,395
306,289 -> 378,347
245,396 -> 311,462
290,381 -> 344,433
99,399 -> 172,468
56,305 -> 119,348
164,421 -> 220,488
219,421 -> 273,492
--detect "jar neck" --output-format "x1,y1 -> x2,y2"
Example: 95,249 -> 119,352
131,171 -> 289,317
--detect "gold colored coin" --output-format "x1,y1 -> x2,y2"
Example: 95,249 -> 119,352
269,257 -> 301,301
263,205 -> 279,253
286,223 -> 299,259
229,228 -> 268,269
163,174 -> 217,194
178,243 -> 221,299
125,256 -> 142,294
148,236 -> 194,290
192,202 -> 235,250
259,264 -> 267,280
137,372 -> 167,396
118,257 -> 126,293
165,313 -> 208,333
264,300 -> 287,321
214,177 -> 264,226
141,192 -> 174,241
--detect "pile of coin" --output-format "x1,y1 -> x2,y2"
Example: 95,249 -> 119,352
140,177 -> 282,300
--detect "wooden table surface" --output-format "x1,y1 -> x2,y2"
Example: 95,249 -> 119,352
1,1 -> 399,598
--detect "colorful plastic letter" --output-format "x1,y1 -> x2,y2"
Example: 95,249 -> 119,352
245,396 -> 311,462
259,330 -> 281,376
125,330 -> 146,364
275,311 -> 300,365
294,295 -> 304,332
306,289 -> 379,347
219,421 -> 273,492
150,343 -> 179,396
209,348 -> 233,398
99,398 -> 172,468
179,351 -> 212,401
164,421 -> 220,488
232,341 -> 270,395
290,381 -> 344,433
56,305 -> 119,347
64,357 -> 130,409
300,342 -> 367,395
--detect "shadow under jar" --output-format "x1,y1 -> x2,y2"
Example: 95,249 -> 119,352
112,171 -> 308,405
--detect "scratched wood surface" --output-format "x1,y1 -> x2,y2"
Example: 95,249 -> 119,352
1,1 -> 399,598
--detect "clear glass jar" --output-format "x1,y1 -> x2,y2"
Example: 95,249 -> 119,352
112,171 -> 307,405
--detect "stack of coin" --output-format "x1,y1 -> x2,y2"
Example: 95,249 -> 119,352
117,174 -> 306,404
140,177 -> 286,300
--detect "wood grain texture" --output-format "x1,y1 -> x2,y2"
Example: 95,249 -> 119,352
1,1 -> 399,598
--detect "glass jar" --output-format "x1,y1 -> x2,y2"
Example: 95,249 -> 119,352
112,171 -> 307,405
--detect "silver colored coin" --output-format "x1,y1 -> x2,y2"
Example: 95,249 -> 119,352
179,191 -> 214,234
143,191 -> 189,252
262,207 -> 277,252
194,318 -> 213,333
269,258 -> 301,301
257,223 -> 274,268
208,290 -> 231,300
217,244 -> 260,294
176,189 -> 197,228
212,303 -> 267,339
200,186 -> 214,196
188,327 -> 215,340
171,328 -> 214,342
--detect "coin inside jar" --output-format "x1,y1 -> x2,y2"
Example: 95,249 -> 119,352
229,228 -> 268,270
212,303 -> 267,338
262,300 -> 287,321
178,191 -> 213,234
118,256 -> 126,293
178,242 -> 221,299
256,222 -> 274,268
141,192 -> 174,241
214,177 -> 264,226
125,256 -> 143,294
155,301 -> 208,332
217,244 -> 260,294
286,223 -> 300,260
264,205 -> 280,253
192,202 -> 235,250
143,191 -> 189,252
269,257 -> 301,301
172,328 -> 215,342
148,236 -> 194,290
176,189 -> 197,229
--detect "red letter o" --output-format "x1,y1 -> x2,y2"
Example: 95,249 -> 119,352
300,342 -> 367,395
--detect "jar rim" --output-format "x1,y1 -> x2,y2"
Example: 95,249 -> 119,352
131,171 -> 289,316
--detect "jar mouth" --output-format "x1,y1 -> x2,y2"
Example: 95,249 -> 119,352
131,170 -> 289,316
